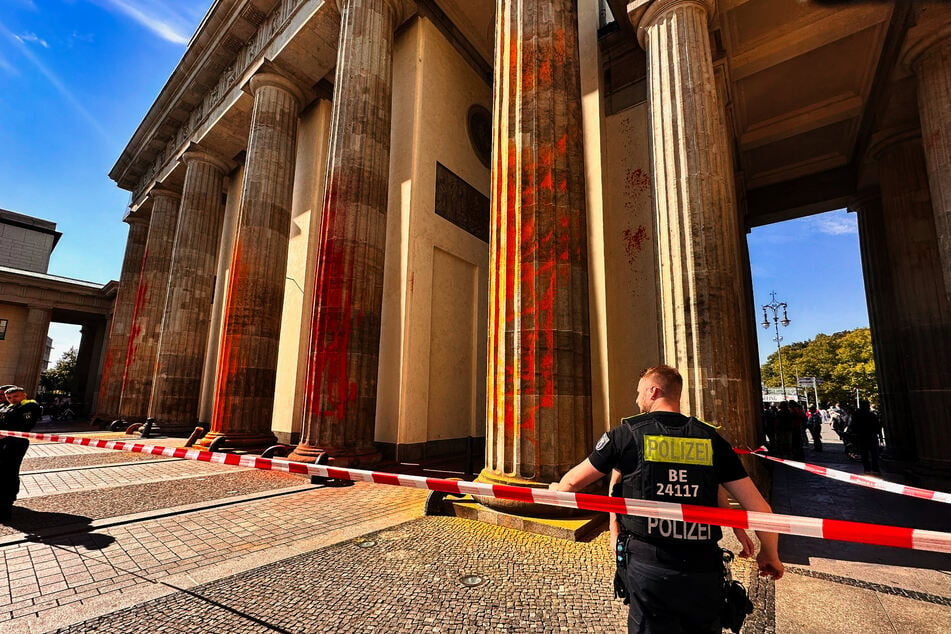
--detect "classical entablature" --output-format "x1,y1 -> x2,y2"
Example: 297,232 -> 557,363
602,0 -> 951,228
0,267 -> 116,318
111,0 -> 342,206
0,266 -> 116,403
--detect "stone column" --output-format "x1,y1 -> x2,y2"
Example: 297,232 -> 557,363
73,320 -> 106,414
289,0 -> 406,466
475,0 -> 593,502
148,149 -> 229,434
201,72 -> 303,450
95,212 -> 149,421
118,189 -> 181,423
908,30 -> 951,299
633,0 -> 757,441
13,306 -> 52,396
873,135 -> 951,478
849,191 -> 915,461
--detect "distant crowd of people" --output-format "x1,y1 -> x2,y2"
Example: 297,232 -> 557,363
761,399 -> 883,474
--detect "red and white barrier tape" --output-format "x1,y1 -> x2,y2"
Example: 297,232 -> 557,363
735,447 -> 951,504
4,430 -> 950,554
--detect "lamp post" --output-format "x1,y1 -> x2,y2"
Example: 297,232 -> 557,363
761,291 -> 791,400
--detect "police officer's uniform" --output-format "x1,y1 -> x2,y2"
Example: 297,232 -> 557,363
588,411 -> 748,634
0,395 -> 41,520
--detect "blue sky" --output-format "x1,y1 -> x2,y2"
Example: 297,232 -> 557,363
1,0 -> 210,363
1,1 -> 870,367
748,210 -> 869,364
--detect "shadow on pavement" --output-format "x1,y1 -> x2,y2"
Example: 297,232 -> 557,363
770,441 -> 951,570
2,507 -> 116,550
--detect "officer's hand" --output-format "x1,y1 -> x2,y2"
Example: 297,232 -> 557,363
548,481 -> 565,492
733,527 -> 755,558
756,551 -> 784,580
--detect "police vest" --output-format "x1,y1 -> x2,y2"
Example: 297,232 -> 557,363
2,399 -> 41,432
618,413 -> 721,545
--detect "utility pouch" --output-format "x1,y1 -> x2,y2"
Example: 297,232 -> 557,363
720,549 -> 754,633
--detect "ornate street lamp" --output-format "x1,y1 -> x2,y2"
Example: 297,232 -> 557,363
761,291 -> 791,400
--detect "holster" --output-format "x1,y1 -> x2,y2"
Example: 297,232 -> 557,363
613,531 -> 633,604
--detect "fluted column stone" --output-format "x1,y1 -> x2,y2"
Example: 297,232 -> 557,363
201,72 -> 302,450
634,0 -> 757,445
289,0 -> 406,466
13,306 -> 52,396
910,33 -> 951,299
95,213 -> 149,421
118,189 -> 181,422
148,149 -> 229,433
474,0 -> 593,507
873,134 -> 951,477
849,191 -> 914,461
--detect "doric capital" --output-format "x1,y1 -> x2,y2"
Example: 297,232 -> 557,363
632,0 -> 715,50
122,209 -> 150,226
900,8 -> 951,73
333,0 -> 411,26
181,143 -> 232,174
148,187 -> 181,203
846,189 -> 882,215
246,70 -> 306,110
866,127 -> 921,163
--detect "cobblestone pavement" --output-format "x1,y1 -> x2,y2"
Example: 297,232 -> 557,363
0,429 -> 948,633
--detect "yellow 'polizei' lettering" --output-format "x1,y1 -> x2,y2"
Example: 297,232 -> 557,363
643,435 -> 713,466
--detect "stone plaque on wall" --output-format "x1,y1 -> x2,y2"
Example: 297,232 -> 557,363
434,162 -> 489,243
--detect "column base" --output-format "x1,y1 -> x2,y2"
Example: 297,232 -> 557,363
286,441 -> 327,464
288,442 -> 381,467
448,498 -> 606,542
195,430 -> 278,453
474,470 -> 593,519
909,458 -> 951,491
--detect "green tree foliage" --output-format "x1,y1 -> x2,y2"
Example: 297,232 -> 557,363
39,347 -> 77,395
760,328 -> 877,406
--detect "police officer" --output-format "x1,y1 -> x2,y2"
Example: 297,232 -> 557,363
0,386 -> 42,521
550,365 -> 783,633
0,385 -> 13,415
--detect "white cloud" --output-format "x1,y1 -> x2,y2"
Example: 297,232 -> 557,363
70,31 -> 96,45
814,214 -> 857,236
92,0 -> 192,45
15,32 -> 49,48
0,52 -> 16,75
0,19 -> 111,142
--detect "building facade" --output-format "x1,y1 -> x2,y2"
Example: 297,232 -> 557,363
102,0 -> 951,486
0,208 -> 115,401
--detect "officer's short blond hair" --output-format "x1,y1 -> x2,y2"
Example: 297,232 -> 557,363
640,365 -> 683,399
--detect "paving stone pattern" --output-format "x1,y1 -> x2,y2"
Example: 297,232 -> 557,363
18,459 -> 249,498
0,480 -> 426,627
46,517 -> 780,634
54,517 -> 630,633
0,470 -> 306,538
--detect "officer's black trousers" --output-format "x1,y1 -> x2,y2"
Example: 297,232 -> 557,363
0,437 -> 29,512
624,538 -> 723,634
